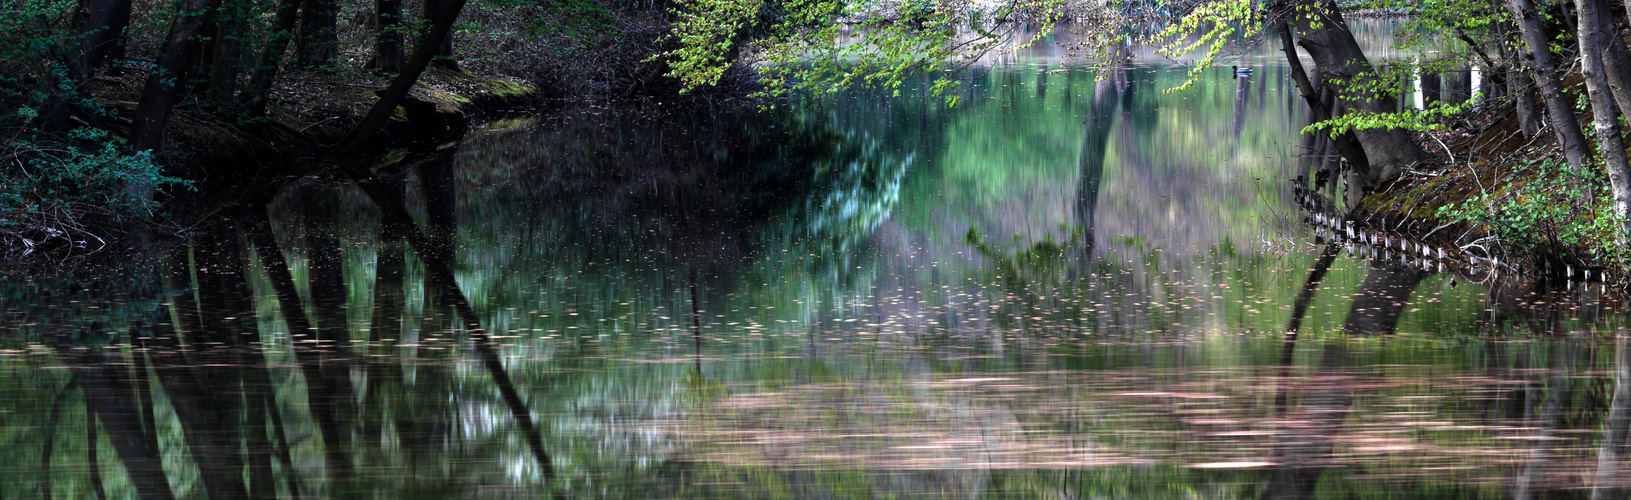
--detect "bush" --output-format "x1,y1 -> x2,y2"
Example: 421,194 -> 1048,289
1,125 -> 188,252
1434,157 -> 1631,270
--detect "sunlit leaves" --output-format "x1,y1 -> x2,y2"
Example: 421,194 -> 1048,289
657,0 -> 1067,105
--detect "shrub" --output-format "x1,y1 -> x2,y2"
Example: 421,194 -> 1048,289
1434,157 -> 1631,270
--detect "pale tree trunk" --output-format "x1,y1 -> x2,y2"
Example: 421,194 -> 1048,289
1577,0 -> 1631,238
1588,0 -> 1631,117
1287,0 -> 1431,191
1508,0 -> 1592,172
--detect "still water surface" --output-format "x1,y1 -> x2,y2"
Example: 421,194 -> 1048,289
3,42 -> 1627,499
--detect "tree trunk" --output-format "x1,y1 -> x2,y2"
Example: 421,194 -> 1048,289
244,212 -> 355,494
1288,1 -> 1431,191
1577,0 -> 1631,238
68,341 -> 177,500
1515,342 -> 1577,500
422,0 -> 459,70
1343,259 -> 1428,336
129,0 -> 220,152
351,168 -> 556,483
1452,67 -> 1473,103
374,0 -> 405,73
1508,0 -> 1592,172
75,0 -> 135,75
333,0 -> 469,149
1591,0 -> 1631,117
238,0 -> 301,116
1075,76 -> 1118,243
296,0 -> 338,68
1279,23 -> 1370,191
204,0 -> 249,108
1511,65 -> 1543,138
1421,69 -> 1441,107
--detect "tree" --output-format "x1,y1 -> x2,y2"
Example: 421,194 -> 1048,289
129,0 -> 221,152
1283,0 -> 1431,189
423,0 -> 459,70
1507,0 -> 1591,172
334,0 -> 470,149
1574,0 -> 1631,238
296,0 -> 339,67
374,0 -> 406,73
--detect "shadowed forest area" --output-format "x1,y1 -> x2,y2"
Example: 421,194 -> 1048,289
8,0 -> 1631,497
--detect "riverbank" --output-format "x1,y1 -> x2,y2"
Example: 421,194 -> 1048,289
1310,88 -> 1631,289
0,67 -> 542,261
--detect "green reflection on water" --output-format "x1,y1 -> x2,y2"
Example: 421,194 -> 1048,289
0,61 -> 1623,499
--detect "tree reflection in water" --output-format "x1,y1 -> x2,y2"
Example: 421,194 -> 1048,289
3,65 -> 1631,499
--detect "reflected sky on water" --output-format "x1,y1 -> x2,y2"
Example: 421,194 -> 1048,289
1,28 -> 1628,499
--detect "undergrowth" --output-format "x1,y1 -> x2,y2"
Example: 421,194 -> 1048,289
0,124 -> 188,255
1434,157 -> 1631,272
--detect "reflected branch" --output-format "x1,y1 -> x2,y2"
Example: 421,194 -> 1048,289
38,374 -> 79,500
349,170 -> 558,485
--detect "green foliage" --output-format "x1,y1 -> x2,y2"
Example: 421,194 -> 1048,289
1147,0 -> 1260,92
965,224 -> 1084,291
658,0 -> 1065,105
0,0 -> 185,227
1305,93 -> 1479,135
0,128 -> 187,222
1435,158 -> 1630,266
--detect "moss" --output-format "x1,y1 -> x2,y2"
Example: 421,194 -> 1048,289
485,79 -> 534,98
410,84 -> 472,115
375,149 -> 410,170
483,117 -> 537,130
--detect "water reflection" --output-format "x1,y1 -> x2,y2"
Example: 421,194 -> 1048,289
1,63 -> 1628,499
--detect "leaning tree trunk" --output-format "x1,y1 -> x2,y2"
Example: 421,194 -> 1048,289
1288,0 -> 1431,192
1279,23 -> 1370,190
130,0 -> 220,152
422,0 -> 460,70
1576,0 -> 1631,238
1508,0 -> 1592,172
333,0 -> 469,149
238,0 -> 301,115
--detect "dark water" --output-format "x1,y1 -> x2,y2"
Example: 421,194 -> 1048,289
2,57 -> 1627,498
